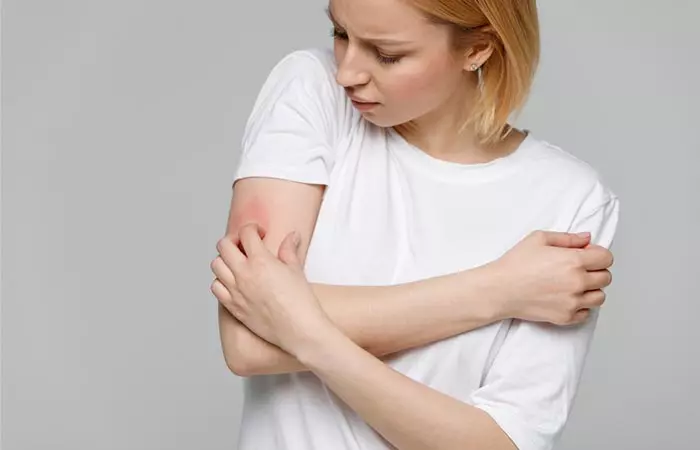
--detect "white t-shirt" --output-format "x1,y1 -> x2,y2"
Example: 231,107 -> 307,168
232,47 -> 620,450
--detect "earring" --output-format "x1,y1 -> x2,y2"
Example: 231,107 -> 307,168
475,65 -> 484,91
470,63 -> 480,71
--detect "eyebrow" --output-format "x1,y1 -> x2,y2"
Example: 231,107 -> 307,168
325,6 -> 412,47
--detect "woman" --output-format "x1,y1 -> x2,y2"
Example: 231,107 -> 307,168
211,0 -> 620,449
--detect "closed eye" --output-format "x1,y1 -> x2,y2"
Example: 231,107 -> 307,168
330,27 -> 403,65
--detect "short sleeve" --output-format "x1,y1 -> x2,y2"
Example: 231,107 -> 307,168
233,49 -> 342,186
468,194 -> 621,450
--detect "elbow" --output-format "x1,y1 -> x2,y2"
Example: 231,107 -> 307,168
218,305 -> 259,377
226,357 -> 253,377
224,351 -> 253,377
224,343 -> 268,377
221,331 -> 258,377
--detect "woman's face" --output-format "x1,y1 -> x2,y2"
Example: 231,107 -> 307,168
328,0 -> 470,128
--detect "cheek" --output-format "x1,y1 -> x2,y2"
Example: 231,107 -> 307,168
390,73 -> 435,104
382,60 -> 457,112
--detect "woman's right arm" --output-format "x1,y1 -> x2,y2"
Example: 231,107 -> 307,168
216,178 -> 613,377
216,50 -> 613,376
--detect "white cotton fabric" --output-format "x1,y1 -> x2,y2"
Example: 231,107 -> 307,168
232,47 -> 621,450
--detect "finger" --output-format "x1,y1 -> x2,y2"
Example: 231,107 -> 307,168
210,256 -> 236,289
210,278 -> 232,304
278,231 -> 302,268
583,269 -> 613,291
579,245 -> 614,271
239,223 -> 268,258
579,289 -> 607,309
229,224 -> 267,250
211,278 -> 245,318
542,231 -> 591,248
216,235 -> 247,274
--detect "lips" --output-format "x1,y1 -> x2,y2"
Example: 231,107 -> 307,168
349,95 -> 378,104
345,90 -> 377,104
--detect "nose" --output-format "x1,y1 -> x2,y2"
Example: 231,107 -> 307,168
335,47 -> 371,88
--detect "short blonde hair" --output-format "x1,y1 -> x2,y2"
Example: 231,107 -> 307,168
408,0 -> 540,145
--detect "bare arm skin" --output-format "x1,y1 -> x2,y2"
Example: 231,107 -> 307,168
216,177 -> 611,377
217,177 -> 505,376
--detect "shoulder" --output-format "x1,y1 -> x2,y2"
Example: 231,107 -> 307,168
252,47 -> 353,142
266,47 -> 337,81
524,133 -> 619,211
259,47 -> 344,103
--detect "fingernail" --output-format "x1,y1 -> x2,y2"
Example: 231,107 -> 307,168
576,232 -> 591,238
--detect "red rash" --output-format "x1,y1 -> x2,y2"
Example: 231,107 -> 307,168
228,194 -> 270,243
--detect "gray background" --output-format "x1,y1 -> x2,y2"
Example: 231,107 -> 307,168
2,0 -> 698,449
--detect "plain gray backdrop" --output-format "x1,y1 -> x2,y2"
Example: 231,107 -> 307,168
2,0 -> 699,449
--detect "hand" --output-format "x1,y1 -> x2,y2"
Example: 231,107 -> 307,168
488,230 -> 614,325
210,223 -> 335,355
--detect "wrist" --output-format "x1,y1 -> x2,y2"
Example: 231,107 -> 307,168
464,262 -> 511,322
293,320 -> 349,369
288,317 -> 342,359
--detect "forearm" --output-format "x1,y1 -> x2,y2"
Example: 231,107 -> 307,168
314,263 -> 504,356
296,323 -> 516,450
218,303 -> 313,376
222,263 -> 506,377
220,303 -> 399,376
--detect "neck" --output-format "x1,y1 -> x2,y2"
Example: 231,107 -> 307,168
392,78 -> 524,165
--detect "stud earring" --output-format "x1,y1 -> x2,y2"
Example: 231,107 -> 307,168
470,63 -> 480,71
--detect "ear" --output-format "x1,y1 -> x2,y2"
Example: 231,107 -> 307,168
463,41 -> 495,71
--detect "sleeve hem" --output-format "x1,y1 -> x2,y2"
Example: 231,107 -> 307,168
571,194 -> 619,227
473,404 -> 554,450
232,163 -> 329,187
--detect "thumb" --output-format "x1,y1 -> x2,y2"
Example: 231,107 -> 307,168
278,231 -> 302,267
543,230 -> 591,248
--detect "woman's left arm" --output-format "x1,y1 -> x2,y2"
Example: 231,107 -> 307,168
297,195 -> 620,450
295,322 -> 516,450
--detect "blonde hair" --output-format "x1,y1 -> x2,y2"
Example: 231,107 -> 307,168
408,0 -> 540,145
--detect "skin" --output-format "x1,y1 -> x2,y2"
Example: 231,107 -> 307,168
213,225 -> 610,376
211,0 -> 615,448
219,224 -> 520,450
328,0 -> 524,163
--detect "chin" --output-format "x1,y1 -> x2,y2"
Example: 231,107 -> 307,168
359,113 -> 405,129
